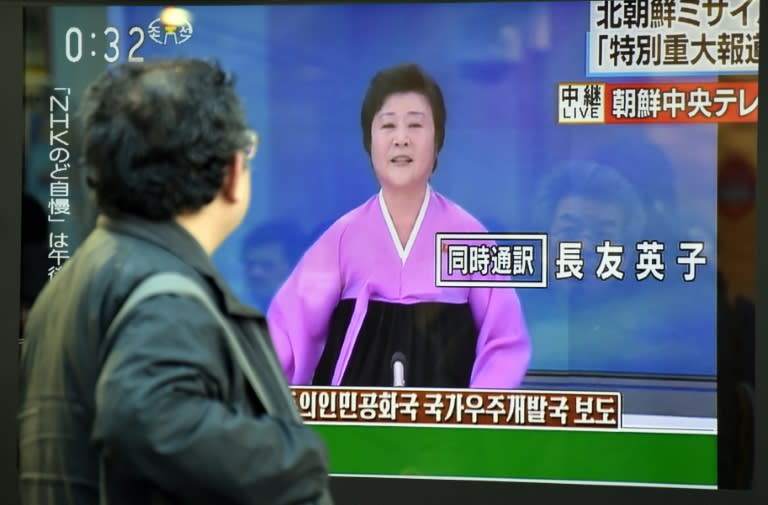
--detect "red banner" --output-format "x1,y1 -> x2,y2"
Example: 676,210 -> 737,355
557,81 -> 758,124
604,82 -> 758,123
291,387 -> 622,429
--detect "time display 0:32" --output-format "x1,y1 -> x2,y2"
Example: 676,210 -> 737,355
65,26 -> 145,63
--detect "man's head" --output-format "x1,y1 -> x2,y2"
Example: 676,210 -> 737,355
536,161 -> 645,242
360,63 -> 446,192
534,161 -> 646,294
80,59 -> 258,248
586,135 -> 677,218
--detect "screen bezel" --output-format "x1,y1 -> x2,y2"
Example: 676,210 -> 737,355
2,2 -> 764,504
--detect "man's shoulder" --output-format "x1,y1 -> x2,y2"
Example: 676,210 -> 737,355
41,228 -> 204,322
21,227 -> 213,393
90,227 -> 200,286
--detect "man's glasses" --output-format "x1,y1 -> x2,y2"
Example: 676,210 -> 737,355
243,130 -> 259,161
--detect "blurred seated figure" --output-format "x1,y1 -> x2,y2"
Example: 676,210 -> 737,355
240,218 -> 307,312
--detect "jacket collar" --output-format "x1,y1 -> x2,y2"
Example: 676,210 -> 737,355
96,214 -> 264,320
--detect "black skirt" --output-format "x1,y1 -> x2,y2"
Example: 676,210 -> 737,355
312,299 -> 479,388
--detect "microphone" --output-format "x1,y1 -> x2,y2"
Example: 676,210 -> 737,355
391,352 -> 406,387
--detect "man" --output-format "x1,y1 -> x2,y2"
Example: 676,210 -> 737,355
19,59 -> 333,505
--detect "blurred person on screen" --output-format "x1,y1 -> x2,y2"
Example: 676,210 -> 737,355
535,160 -> 647,301
18,59 -> 333,505
579,135 -> 720,343
523,160 -> 714,374
267,63 -> 531,389
523,160 -> 647,371
241,218 -> 307,312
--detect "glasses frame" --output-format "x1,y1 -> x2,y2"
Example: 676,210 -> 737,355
243,129 -> 259,161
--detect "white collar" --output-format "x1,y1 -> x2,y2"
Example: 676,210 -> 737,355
378,185 -> 431,264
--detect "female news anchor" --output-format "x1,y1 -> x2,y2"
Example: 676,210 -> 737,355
267,63 -> 531,389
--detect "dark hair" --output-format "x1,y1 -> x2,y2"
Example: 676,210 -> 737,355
80,58 -> 250,220
360,63 -> 446,172
533,160 -> 646,239
586,135 -> 677,214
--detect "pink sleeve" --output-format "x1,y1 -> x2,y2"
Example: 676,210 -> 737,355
463,223 -> 531,389
468,284 -> 531,389
266,224 -> 344,385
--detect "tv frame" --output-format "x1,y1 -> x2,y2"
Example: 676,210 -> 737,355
2,1 -> 764,504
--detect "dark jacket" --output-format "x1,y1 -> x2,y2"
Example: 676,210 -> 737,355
19,215 -> 333,505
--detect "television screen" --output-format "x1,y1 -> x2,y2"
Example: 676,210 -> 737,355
18,0 -> 757,496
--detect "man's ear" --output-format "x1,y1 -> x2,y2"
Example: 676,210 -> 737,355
221,152 -> 246,202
